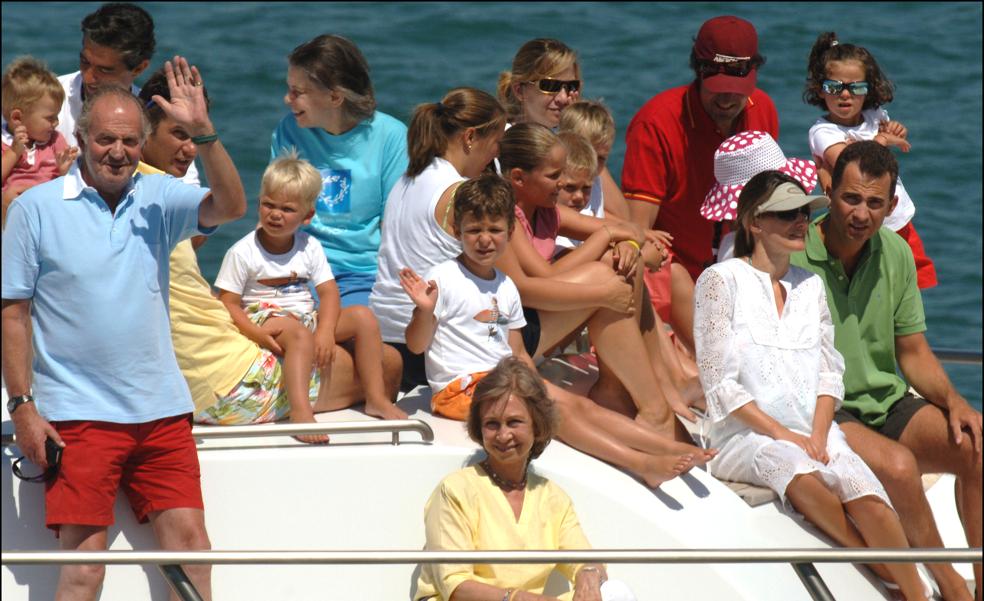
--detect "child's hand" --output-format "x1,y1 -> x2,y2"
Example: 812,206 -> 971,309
611,240 -> 640,276
879,119 -> 908,139
10,125 -> 29,156
55,146 -> 79,175
877,121 -> 911,152
314,326 -> 336,370
399,267 -> 438,314
641,240 -> 667,272
250,328 -> 284,356
646,229 -> 674,249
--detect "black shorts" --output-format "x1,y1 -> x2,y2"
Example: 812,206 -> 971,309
521,306 -> 541,357
833,392 -> 930,441
391,342 -> 428,393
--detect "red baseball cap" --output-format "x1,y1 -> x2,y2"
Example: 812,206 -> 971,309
693,16 -> 759,96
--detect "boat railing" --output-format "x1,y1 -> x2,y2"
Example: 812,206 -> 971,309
2,547 -> 980,601
933,348 -> 983,365
0,419 -> 435,448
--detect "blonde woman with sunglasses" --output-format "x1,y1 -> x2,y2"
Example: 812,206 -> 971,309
497,38 -> 581,129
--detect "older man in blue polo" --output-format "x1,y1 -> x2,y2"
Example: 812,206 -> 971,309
2,57 -> 245,601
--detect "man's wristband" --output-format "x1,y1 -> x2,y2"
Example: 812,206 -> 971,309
191,132 -> 219,145
625,240 -> 641,251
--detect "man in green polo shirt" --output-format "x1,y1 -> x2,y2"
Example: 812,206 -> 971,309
792,141 -> 981,599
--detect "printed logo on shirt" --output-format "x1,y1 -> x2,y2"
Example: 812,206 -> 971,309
473,297 -> 508,341
317,168 -> 352,216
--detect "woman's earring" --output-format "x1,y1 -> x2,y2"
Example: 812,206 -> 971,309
465,143 -> 473,153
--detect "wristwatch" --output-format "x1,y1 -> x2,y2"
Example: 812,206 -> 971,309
6,394 -> 34,415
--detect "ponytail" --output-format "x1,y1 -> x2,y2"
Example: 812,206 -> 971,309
406,87 -> 505,178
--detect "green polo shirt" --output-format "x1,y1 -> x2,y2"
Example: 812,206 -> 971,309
791,216 -> 926,427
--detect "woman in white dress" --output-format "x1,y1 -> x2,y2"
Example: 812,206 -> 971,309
693,170 -> 928,600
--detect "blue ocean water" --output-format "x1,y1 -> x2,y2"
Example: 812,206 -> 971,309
3,2 -> 981,408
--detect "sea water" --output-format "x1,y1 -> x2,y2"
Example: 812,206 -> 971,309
2,1 -> 980,408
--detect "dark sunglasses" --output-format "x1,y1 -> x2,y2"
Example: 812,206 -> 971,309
698,60 -> 753,78
527,78 -> 581,95
762,205 -> 812,222
12,437 -> 62,483
821,79 -> 869,96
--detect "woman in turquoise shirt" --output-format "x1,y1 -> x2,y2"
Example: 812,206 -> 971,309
271,34 -> 408,307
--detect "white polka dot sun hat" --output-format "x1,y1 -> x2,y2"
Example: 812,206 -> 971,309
700,131 -> 818,222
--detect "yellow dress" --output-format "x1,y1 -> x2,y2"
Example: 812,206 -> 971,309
415,463 -> 592,601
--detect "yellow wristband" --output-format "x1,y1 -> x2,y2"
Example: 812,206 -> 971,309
626,239 -> 641,251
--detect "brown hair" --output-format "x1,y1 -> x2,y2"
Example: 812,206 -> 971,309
831,140 -> 898,199
452,173 -> 516,234
467,356 -> 557,460
557,131 -> 597,177
496,38 -> 580,123
558,100 -> 615,149
406,87 -> 506,178
2,56 -> 65,121
803,32 -> 894,111
733,170 -> 804,258
288,34 -> 376,122
498,122 -> 561,174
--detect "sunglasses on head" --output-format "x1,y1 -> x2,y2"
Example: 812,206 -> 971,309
698,60 -> 753,79
527,78 -> 581,95
821,79 -> 869,96
762,205 -> 812,222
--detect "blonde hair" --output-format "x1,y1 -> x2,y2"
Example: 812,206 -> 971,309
1,56 -> 65,121
406,87 -> 506,178
557,132 -> 597,177
261,151 -> 323,212
499,122 -> 561,174
558,100 -> 615,150
496,38 -> 580,123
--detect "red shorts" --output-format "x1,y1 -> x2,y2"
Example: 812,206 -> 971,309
895,221 -> 937,289
45,414 -> 203,532
431,372 -> 489,421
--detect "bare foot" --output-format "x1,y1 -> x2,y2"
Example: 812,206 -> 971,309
639,453 -> 695,488
668,440 -> 717,465
366,400 -> 408,420
290,414 -> 330,445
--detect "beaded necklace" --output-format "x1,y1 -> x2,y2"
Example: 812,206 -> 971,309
480,459 -> 527,492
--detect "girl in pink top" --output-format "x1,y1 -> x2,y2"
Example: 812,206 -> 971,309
496,123 -> 716,487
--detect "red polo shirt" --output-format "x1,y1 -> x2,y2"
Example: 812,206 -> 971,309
622,81 -> 779,280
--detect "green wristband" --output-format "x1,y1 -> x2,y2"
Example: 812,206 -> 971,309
191,132 -> 219,145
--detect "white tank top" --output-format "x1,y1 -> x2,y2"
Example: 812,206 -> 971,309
370,158 -> 465,342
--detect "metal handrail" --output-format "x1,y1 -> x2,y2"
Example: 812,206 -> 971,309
934,348 -> 983,365
1,419 -> 434,447
3,547 -> 979,565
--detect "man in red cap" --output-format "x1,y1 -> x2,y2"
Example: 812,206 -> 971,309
623,15 -> 780,281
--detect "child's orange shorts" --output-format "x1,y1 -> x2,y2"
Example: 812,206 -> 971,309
431,371 -> 490,420
895,221 -> 938,289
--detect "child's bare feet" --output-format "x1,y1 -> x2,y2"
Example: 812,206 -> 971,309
366,400 -> 408,420
290,414 -> 330,445
640,453 -> 695,488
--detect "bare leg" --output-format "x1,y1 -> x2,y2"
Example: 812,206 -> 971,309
545,381 -> 701,487
262,316 -> 324,443
149,508 -> 212,601
335,306 -> 407,420
784,474 -> 898,586
898,404 -> 982,599
55,525 -> 108,601
840,421 -> 974,601
668,261 -> 696,355
845,496 -> 929,601
311,343 -> 403,414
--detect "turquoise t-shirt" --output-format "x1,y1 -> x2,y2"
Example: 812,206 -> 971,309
270,111 -> 408,274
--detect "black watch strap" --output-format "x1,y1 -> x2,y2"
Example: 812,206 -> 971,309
7,394 -> 34,415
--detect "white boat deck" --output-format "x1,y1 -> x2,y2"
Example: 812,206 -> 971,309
1,359 -> 975,600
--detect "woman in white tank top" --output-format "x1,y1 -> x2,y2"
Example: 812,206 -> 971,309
369,88 -> 506,389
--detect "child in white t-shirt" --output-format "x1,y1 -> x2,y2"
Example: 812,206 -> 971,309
399,174 -> 528,420
216,155 -> 405,443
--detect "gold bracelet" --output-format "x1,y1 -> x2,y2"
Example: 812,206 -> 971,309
602,224 -> 613,244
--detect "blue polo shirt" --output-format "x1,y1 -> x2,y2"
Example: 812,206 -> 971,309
1,164 -> 212,423
270,110 -> 408,275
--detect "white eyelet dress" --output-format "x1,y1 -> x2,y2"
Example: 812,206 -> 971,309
693,259 -> 891,507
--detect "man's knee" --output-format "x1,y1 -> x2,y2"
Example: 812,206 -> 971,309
875,445 -> 922,491
60,563 -> 107,592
